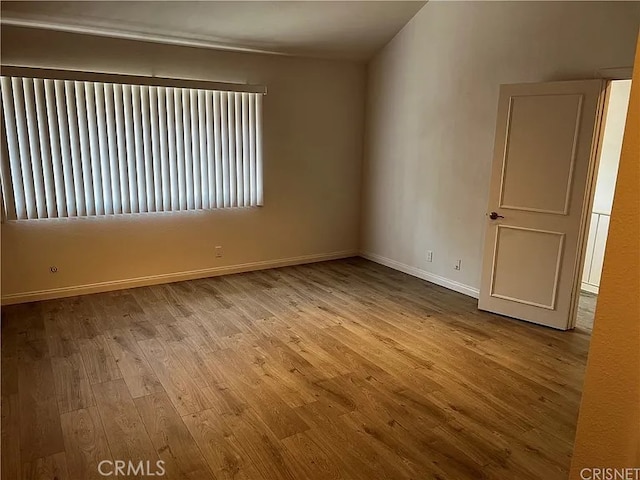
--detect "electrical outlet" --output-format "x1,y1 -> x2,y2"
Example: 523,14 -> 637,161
215,246 -> 223,258
427,251 -> 433,262
454,259 -> 461,271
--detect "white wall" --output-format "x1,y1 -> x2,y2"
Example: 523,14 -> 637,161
361,1 -> 640,296
582,80 -> 632,292
0,26 -> 365,302
593,80 -> 632,216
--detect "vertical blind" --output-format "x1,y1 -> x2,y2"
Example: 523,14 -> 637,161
0,75 -> 263,220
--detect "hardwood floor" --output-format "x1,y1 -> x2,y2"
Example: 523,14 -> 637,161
1,258 -> 592,479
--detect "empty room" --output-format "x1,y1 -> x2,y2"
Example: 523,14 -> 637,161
1,1 -> 639,479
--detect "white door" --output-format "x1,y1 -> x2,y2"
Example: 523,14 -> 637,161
478,80 -> 605,330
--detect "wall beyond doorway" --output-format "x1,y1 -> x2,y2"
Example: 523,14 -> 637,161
581,80 -> 632,294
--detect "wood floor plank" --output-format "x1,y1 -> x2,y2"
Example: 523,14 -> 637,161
1,354 -> 19,396
46,333 -> 79,359
173,317 -> 221,353
303,415 -> 411,480
126,319 -> 159,341
241,337 -> 320,408
183,408 -> 265,480
132,287 -> 177,325
197,310 -> 244,339
1,258 -> 592,480
339,409 -> 464,479
91,379 -> 160,478
166,338 -> 216,389
200,384 -> 249,417
138,338 -> 212,416
280,431 -> 351,480
43,301 -> 100,352
208,347 -> 310,440
18,354 -> 65,462
134,391 -> 214,480
88,291 -> 143,332
219,406 -> 298,480
51,353 -> 95,413
2,394 -> 22,480
277,328 -> 351,379
78,335 -> 122,385
60,406 -> 113,480
104,329 -> 164,398
21,451 -> 70,480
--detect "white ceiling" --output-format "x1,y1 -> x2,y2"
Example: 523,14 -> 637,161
1,1 -> 426,61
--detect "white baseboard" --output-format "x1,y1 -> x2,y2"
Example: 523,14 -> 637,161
581,282 -> 599,295
1,250 -> 358,305
360,251 -> 480,299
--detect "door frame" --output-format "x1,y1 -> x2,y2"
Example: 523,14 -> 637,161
568,70 -> 633,329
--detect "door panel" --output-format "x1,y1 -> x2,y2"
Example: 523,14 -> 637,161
500,94 -> 583,214
491,226 -> 564,309
479,80 -> 604,330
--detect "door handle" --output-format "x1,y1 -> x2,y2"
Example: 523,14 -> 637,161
489,212 -> 504,220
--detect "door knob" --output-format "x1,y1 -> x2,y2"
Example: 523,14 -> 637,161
489,212 -> 504,220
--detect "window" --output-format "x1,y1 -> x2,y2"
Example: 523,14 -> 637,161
0,69 -> 264,220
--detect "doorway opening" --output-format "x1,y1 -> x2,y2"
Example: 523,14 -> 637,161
577,79 -> 632,333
